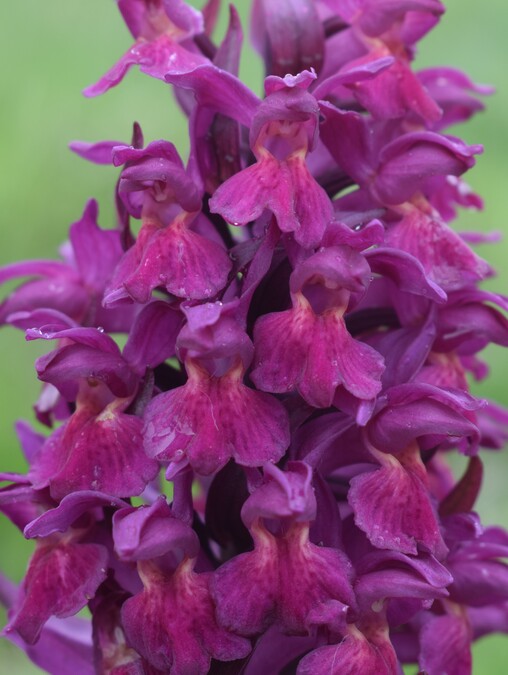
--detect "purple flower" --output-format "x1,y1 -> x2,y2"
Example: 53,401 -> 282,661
0,200 -> 132,332
5,533 -> 108,644
121,557 -> 251,672
211,463 -> 355,636
209,72 -> 335,247
84,0 -> 208,97
251,245 -> 385,406
143,302 -> 290,475
1,1 -> 507,673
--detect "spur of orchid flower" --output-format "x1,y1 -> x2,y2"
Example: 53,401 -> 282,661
1,1 -> 508,674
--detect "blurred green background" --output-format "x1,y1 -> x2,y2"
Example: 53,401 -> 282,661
0,0 -> 507,672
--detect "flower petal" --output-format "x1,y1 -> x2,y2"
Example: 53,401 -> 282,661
349,456 -> 446,556
144,363 -> 289,475
7,541 -> 108,644
122,560 -> 250,673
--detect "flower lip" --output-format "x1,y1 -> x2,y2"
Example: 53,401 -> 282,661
2,1 -> 508,672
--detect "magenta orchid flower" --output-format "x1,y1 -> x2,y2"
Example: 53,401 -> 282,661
1,1 -> 507,673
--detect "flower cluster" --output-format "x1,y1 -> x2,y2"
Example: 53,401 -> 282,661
2,1 -> 508,673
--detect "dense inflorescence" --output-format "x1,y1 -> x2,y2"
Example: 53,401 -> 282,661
2,1 -> 508,673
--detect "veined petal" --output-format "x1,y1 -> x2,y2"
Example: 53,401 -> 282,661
121,559 -> 250,673
302,311 -> 384,406
284,155 -> 333,247
251,304 -> 312,395
387,208 -> 491,291
252,303 -> 384,407
105,220 -> 232,304
319,103 -> 373,186
349,454 -> 446,556
7,540 -> 108,644
210,154 -> 292,226
212,525 -> 278,635
297,623 -> 397,675
143,361 -> 289,475
209,154 -> 332,247
29,406 -> 159,500
212,522 -> 354,636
